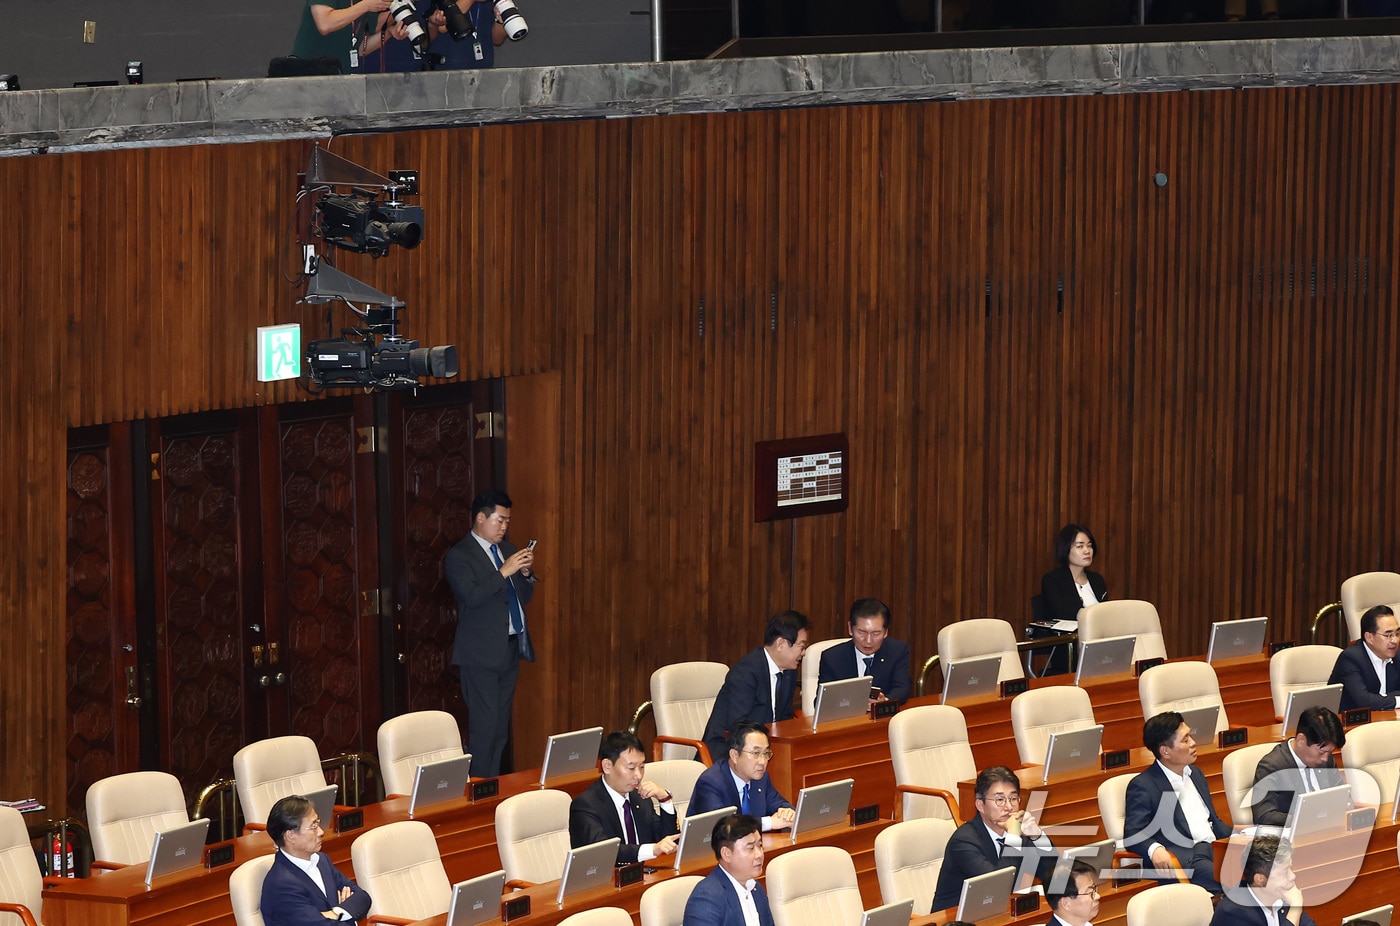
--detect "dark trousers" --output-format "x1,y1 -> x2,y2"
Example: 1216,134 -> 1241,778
460,651 -> 519,778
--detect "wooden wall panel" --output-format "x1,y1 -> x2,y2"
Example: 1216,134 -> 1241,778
6,84 -> 1400,807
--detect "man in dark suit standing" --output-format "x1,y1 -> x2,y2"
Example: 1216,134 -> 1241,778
689,722 -> 795,831
1124,711 -> 1232,893
1250,706 -> 1346,828
261,795 -> 371,926
816,597 -> 912,704
569,731 -> 679,864
682,813 -> 774,926
702,611 -> 809,763
931,766 -> 1055,912
1211,835 -> 1318,926
444,488 -> 537,779
1328,604 -> 1400,711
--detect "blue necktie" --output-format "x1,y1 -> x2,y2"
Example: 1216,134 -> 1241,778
741,783 -> 752,815
862,656 -> 874,676
489,544 -> 526,635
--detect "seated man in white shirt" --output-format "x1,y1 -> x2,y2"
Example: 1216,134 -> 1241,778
1043,859 -> 1100,926
568,731 -> 679,864
261,794 -> 371,926
1123,711 -> 1231,893
1210,835 -> 1318,926
681,813 -> 775,926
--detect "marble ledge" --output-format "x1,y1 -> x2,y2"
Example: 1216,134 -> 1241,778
3,35 -> 1400,156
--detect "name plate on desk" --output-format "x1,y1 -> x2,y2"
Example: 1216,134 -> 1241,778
850,804 -> 880,826
204,842 -> 235,869
1345,708 -> 1372,727
1011,893 -> 1041,916
1101,749 -> 1131,770
1347,806 -> 1377,831
614,862 -> 644,887
1000,678 -> 1030,697
1217,728 -> 1248,748
872,700 -> 899,720
1269,640 -> 1297,655
334,808 -> 364,833
471,778 -> 500,802
1113,859 -> 1143,886
502,895 -> 531,920
1134,657 -> 1164,675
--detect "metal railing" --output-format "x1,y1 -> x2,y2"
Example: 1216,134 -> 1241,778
1310,601 -> 1345,645
193,751 -> 384,842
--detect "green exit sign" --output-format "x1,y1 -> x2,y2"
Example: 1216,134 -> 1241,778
257,324 -> 301,382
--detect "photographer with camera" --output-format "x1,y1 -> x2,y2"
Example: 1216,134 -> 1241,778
291,0 -> 410,73
367,0 -> 522,72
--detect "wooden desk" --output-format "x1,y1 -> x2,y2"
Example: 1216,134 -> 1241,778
404,818 -> 892,926
913,878 -> 1154,926
767,654 -> 1276,816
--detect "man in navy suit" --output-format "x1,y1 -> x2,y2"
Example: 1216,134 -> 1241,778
1123,711 -> 1232,893
931,766 -> 1056,912
569,731 -> 680,864
689,722 -> 795,831
1211,835 -> 1318,926
444,488 -> 538,778
1327,604 -> 1400,712
682,813 -> 774,926
261,795 -> 371,925
1042,858 -> 1100,926
1250,706 -> 1346,828
816,597 -> 912,704
702,611 -> 809,763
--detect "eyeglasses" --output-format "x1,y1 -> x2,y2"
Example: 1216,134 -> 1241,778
301,820 -> 324,832
1072,886 -> 1101,899
1373,630 -> 1400,640
983,793 -> 1021,807
741,748 -> 774,760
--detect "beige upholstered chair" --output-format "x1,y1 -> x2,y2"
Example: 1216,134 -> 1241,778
1341,719 -> 1400,808
1010,686 -> 1097,766
232,735 -> 328,831
1077,600 -> 1168,664
800,639 -> 847,716
1138,661 -> 1229,734
1097,773 -> 1135,845
641,759 -> 706,818
1269,645 -> 1343,720
351,820 -> 453,922
936,619 -> 1025,685
888,705 -> 975,821
1341,571 -> 1400,643
86,771 -> 190,868
1220,742 -> 1277,827
873,817 -> 956,916
1124,883 -> 1213,926
494,789 -> 573,886
0,806 -> 43,926
638,875 -> 704,926
376,710 -> 465,798
229,854 -> 277,926
557,909 -> 633,926
650,662 -> 729,762
766,846 -> 863,926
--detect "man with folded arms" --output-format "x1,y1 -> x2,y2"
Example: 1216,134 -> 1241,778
1042,859 -> 1100,926
1250,706 -> 1346,828
569,731 -> 679,864
261,795 -> 371,925
1211,834 -> 1317,926
689,721 -> 795,831
1328,603 -> 1400,711
1124,711 -> 1231,892
931,766 -> 1055,912
682,813 -> 774,926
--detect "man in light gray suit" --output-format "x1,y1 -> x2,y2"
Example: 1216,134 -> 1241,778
444,488 -> 536,778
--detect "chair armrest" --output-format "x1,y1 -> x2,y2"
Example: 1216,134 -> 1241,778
504,879 -> 536,891
893,785 -> 959,821
651,736 -> 712,766
241,822 -> 268,835
367,916 -> 415,926
0,902 -> 40,926
90,859 -> 127,871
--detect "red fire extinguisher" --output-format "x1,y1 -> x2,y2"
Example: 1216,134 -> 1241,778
50,830 -> 75,877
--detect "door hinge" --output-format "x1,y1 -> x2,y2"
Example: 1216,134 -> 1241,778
362,588 -> 383,616
475,411 -> 504,439
356,426 -> 380,453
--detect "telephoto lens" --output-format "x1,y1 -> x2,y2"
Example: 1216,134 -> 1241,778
494,0 -> 528,40
431,0 -> 476,40
389,0 -> 429,56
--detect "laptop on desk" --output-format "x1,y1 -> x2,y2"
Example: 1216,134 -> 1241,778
811,676 -> 873,730
1286,784 -> 1352,840
446,870 -> 505,926
942,655 -> 1003,703
408,753 -> 472,818
143,817 -> 211,885
1206,616 -> 1269,663
1042,725 -> 1104,783
788,778 -> 854,841
955,866 -> 1016,923
861,899 -> 915,926
1075,635 -> 1137,684
540,727 -> 604,785
1343,905 -> 1394,926
305,785 -> 339,831
674,805 -> 736,870
1280,684 -> 1343,736
556,837 -> 621,905
1178,704 -> 1221,744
